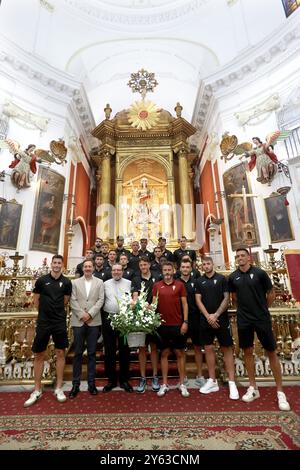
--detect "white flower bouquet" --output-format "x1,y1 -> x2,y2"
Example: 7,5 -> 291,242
108,282 -> 161,337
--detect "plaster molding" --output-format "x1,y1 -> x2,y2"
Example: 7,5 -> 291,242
62,0 -> 208,27
0,34 -> 79,97
234,94 -> 281,126
39,0 -> 55,12
0,50 -> 75,98
2,100 -> 50,131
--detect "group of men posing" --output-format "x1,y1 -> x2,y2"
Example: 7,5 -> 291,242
24,236 -> 291,412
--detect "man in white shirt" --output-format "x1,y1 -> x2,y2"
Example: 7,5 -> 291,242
102,264 -> 133,393
69,259 -> 104,398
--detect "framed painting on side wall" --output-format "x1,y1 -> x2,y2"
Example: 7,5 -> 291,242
223,163 -> 260,251
0,200 -> 22,250
30,166 -> 65,254
264,193 -> 294,243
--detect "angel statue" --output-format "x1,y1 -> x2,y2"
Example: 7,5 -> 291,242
0,138 -> 67,190
220,131 -> 283,185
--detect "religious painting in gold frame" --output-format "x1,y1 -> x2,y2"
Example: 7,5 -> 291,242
264,193 -> 294,243
30,166 -> 65,253
223,162 -> 260,251
0,199 -> 22,250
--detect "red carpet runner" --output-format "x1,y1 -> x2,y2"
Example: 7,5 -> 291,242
0,386 -> 299,450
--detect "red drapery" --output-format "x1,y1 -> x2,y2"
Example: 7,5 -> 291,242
284,249 -> 300,302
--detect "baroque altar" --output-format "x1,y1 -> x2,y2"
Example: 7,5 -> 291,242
91,70 -> 197,246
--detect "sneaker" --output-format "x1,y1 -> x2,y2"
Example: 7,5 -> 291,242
199,378 -> 219,394
277,391 -> 291,411
151,375 -> 160,392
136,377 -> 147,394
24,390 -> 42,407
157,384 -> 169,397
195,376 -> 206,387
242,386 -> 260,403
228,381 -> 239,400
54,388 -> 67,403
179,383 -> 190,398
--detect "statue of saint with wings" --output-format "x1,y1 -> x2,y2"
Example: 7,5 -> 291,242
220,130 -> 285,185
0,139 -> 67,190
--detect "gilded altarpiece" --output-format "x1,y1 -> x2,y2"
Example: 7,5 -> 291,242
91,108 -> 197,246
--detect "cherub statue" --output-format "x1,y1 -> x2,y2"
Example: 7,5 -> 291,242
0,138 -> 67,190
220,131 -> 284,185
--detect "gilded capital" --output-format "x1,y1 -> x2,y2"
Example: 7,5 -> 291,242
100,149 -> 111,161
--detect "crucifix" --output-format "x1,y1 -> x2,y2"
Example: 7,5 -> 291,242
228,185 -> 258,256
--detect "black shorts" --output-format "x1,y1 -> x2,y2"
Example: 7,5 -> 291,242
188,315 -> 204,346
146,333 -> 160,346
238,321 -> 276,352
200,317 -> 233,347
156,325 -> 187,351
32,324 -> 69,353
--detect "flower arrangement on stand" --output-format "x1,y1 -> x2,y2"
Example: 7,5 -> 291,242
108,283 -> 161,346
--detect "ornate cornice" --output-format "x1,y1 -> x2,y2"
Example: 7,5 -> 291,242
62,0 -> 208,27
71,86 -> 96,149
0,52 -> 75,98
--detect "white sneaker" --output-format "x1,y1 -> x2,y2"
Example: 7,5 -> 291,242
199,378 -> 219,394
179,383 -> 190,398
228,381 -> 239,400
157,384 -> 169,397
54,388 -> 67,403
242,386 -> 260,403
277,391 -> 291,411
24,390 -> 42,407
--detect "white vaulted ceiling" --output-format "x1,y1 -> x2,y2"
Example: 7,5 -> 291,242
0,0 -> 292,123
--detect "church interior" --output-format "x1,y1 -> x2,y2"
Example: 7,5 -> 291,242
0,0 -> 300,453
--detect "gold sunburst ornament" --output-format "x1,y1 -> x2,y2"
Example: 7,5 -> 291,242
128,100 -> 160,131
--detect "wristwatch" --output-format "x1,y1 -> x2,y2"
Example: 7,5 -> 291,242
183,320 -> 188,324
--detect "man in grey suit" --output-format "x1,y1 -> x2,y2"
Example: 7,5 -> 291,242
69,259 -> 104,398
